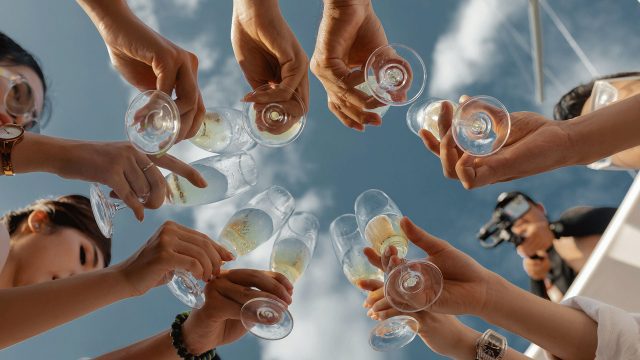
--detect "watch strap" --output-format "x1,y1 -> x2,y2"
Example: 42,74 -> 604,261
476,329 -> 507,360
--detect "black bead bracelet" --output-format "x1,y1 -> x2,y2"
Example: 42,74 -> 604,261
170,312 -> 216,360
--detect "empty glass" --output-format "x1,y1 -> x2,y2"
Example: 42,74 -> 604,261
168,185 -> 296,308
342,43 -> 426,117
330,213 -> 417,352
89,151 -> 258,238
241,212 -> 319,340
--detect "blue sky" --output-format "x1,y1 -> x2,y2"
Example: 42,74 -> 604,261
1,0 -> 639,359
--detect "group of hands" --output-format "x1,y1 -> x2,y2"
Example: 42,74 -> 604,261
110,215 -> 508,357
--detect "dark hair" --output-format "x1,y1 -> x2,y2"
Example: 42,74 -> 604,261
0,195 -> 111,266
553,71 -> 640,121
556,206 -> 617,238
0,32 -> 51,128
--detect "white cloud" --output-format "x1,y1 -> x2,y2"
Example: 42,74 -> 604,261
171,0 -> 203,16
429,0 -> 523,99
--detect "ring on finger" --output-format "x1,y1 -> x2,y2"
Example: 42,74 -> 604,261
141,163 -> 155,172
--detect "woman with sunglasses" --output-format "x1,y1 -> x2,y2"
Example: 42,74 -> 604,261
0,32 -> 206,220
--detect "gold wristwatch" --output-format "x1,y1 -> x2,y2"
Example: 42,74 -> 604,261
0,124 -> 25,176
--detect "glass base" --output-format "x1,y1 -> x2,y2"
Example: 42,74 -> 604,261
126,90 -> 180,155
385,259 -> 443,312
167,270 -> 205,309
241,297 -> 293,340
89,183 -> 115,238
452,96 -> 510,156
369,315 -> 418,352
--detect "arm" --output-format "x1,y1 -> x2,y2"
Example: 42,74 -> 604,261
10,133 -> 205,218
95,269 -> 293,359
366,217 -> 598,360
0,268 -> 131,349
76,0 -> 204,141
610,145 -> 640,169
0,221 -> 231,349
421,93 -> 640,189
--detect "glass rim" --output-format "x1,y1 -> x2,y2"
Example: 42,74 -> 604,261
452,95 -> 510,157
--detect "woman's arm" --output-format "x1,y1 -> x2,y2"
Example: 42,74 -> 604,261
0,221 -> 230,349
0,268 -> 131,349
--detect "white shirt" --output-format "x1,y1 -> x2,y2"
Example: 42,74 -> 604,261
561,296 -> 640,359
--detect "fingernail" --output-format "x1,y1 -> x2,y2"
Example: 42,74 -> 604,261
384,246 -> 391,256
367,309 -> 373,317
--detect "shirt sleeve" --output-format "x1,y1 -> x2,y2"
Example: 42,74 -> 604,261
560,296 -> 640,359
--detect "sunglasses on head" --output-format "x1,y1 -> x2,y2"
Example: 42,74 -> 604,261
591,75 -> 640,112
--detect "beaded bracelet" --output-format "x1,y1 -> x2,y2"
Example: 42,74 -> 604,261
170,312 -> 217,360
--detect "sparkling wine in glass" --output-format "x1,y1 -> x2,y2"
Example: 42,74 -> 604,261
355,190 -> 443,315
407,95 -> 510,156
242,83 -> 307,147
167,185 -> 295,309
166,152 -> 258,206
347,43 -> 426,118
240,212 -> 319,340
189,107 -> 256,154
89,152 -> 258,238
330,213 -> 418,352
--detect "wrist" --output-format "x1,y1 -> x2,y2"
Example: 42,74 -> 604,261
476,273 -> 512,320
182,312 -> 220,355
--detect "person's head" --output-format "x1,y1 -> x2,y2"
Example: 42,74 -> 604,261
553,71 -> 640,120
0,195 -> 110,287
0,32 -> 50,132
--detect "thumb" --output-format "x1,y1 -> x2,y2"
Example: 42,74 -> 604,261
400,217 -> 451,256
154,61 -> 178,95
357,279 -> 384,292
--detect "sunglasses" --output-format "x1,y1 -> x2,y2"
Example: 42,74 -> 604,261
0,67 -> 40,133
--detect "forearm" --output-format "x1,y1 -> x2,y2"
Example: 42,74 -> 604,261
95,331 -> 178,360
567,93 -> 640,166
481,276 -> 597,360
0,268 -> 132,349
610,145 -> 640,169
11,133 -> 78,175
76,0 -> 135,35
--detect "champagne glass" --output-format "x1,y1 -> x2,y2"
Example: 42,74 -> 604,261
190,107 -> 256,154
407,96 -> 510,156
89,151 -> 258,238
355,189 -> 443,312
344,43 -> 426,117
242,83 -> 307,147
168,185 -> 296,308
241,212 -> 319,340
330,214 -> 418,352
127,90 -> 256,155
126,90 -> 180,155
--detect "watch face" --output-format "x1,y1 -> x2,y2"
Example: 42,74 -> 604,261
0,125 -> 23,140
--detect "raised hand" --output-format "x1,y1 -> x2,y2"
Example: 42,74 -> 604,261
311,0 -> 388,130
78,0 -> 205,141
114,221 -> 233,296
420,97 -> 572,189
182,269 -> 293,354
231,0 -> 309,135
363,217 -> 497,317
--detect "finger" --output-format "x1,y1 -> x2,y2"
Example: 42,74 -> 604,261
438,100 -> 455,140
363,247 -> 383,270
440,130 -> 461,180
111,175 -> 145,221
371,308 -> 404,321
226,269 -> 293,304
124,158 -> 152,205
185,91 -> 205,140
175,229 -> 222,278
171,251 -> 206,283
459,95 -> 471,104
172,238 -> 213,281
173,61 -> 199,140
269,271 -> 295,294
381,245 -> 401,273
218,282 -> 288,322
170,222 -> 234,261
135,156 -> 166,209
400,217 -> 451,255
357,279 -> 384,293
419,129 -> 441,156
371,296 -> 393,313
328,100 -> 365,131
150,153 -> 207,188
